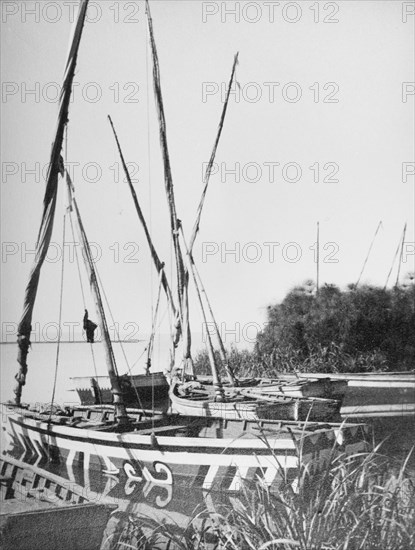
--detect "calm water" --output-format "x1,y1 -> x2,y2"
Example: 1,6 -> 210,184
1,339 -> 179,406
1,342 -> 414,549
0,340 -> 212,549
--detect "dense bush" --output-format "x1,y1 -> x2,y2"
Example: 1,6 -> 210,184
256,281 -> 415,373
194,278 -> 415,375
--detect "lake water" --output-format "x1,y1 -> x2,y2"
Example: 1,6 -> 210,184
1,339 -> 187,406
1,342 -> 414,549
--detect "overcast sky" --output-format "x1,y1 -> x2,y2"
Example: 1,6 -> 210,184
1,0 -> 414,348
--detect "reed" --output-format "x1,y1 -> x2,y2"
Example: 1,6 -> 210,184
136,445 -> 415,550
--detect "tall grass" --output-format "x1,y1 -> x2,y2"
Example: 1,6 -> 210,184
127,446 -> 415,550
193,343 -> 392,379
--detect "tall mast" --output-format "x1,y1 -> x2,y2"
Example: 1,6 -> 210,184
145,0 -> 193,373
145,0 -> 186,307
189,53 -> 239,254
356,221 -> 383,288
108,116 -> 180,344
14,0 -> 89,405
395,223 -> 407,288
316,221 -> 320,294
180,227 -> 224,399
66,175 -> 129,426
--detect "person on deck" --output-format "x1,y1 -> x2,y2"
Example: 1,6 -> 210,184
83,309 -> 97,343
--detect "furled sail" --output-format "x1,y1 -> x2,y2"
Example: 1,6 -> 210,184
14,0 -> 89,404
145,0 -> 193,374
145,0 -> 186,305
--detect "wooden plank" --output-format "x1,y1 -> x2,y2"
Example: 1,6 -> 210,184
136,424 -> 189,435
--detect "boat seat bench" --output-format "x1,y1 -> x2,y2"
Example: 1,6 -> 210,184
135,424 -> 190,435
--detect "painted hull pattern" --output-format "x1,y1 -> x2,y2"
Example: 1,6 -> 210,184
4,407 -> 370,493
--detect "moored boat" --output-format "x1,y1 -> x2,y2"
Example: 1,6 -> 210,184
71,372 -> 169,407
0,453 -> 115,550
3,403 -> 370,493
5,0 -> 372,501
292,372 -> 415,418
169,380 -> 342,422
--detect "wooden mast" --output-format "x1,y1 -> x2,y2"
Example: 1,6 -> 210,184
145,0 -> 193,375
66,175 -> 129,426
14,0 -> 89,405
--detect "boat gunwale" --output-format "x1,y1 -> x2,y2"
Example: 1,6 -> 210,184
5,407 -> 366,452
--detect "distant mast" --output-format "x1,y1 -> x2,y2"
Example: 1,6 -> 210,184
14,0 -> 89,405
395,222 -> 407,288
316,221 -> 320,294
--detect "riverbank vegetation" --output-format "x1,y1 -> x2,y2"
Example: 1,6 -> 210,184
137,446 -> 415,550
195,280 -> 415,375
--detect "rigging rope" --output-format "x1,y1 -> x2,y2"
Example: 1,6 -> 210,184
145,12 -> 154,333
48,212 -> 67,426
67,186 -> 102,406
68,213 -> 86,307
129,305 -> 168,371
146,267 -> 164,374
94,265 -> 148,415
64,129 -> 102,408
179,225 -> 224,399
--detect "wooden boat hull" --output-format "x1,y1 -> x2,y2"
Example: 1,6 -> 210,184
197,375 -> 347,400
251,372 -> 415,419
0,455 -> 115,550
0,450 -> 223,550
292,372 -> 415,418
169,385 -> 342,422
340,386 -> 415,418
255,378 -> 347,399
296,371 -> 414,388
70,372 -> 169,407
3,405 -> 370,493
